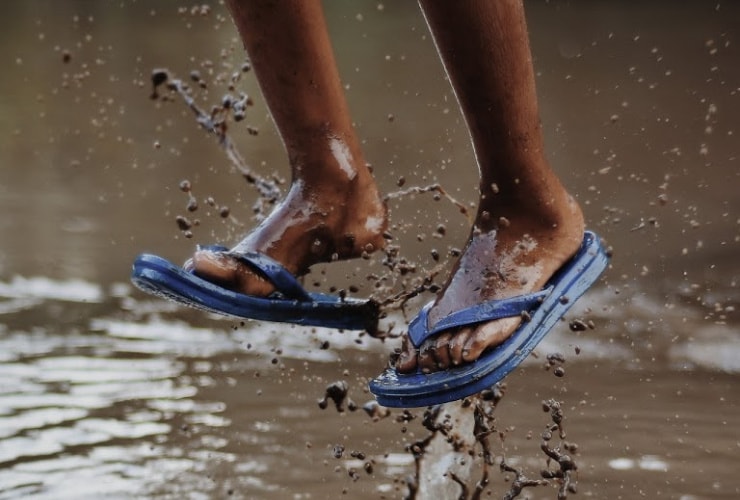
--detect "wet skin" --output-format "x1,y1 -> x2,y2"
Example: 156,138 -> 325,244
188,174 -> 387,298
196,0 -> 588,374
396,199 -> 584,373
192,0 -> 388,297
191,189 -> 584,373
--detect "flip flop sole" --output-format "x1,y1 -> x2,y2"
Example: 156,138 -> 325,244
369,231 -> 609,407
132,254 -> 378,332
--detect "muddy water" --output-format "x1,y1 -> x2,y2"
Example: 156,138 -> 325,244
0,1 -> 738,498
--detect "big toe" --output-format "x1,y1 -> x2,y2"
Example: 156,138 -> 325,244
191,251 -> 240,286
190,251 -> 275,296
462,317 -> 521,362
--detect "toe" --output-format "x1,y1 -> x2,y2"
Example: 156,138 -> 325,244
462,317 -> 521,362
418,340 -> 438,374
449,327 -> 475,366
432,332 -> 453,370
191,251 -> 240,287
395,336 -> 418,373
191,250 -> 275,296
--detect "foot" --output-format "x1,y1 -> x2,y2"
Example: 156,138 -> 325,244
186,175 -> 387,297
396,196 -> 585,374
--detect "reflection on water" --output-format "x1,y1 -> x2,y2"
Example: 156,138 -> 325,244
0,0 -> 738,498
0,276 -> 738,498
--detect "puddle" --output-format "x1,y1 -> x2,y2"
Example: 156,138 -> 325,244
1,0 -> 738,498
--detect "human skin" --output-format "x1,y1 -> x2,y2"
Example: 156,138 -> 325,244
189,0 -> 387,298
191,0 -> 585,373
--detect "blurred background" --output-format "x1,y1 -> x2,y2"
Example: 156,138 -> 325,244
0,1 -> 737,498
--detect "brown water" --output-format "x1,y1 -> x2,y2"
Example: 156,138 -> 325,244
1,1 -> 738,498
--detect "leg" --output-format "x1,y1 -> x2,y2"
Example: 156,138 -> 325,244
397,0 -> 585,372
191,0 -> 386,296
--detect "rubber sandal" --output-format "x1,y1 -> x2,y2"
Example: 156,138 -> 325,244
369,231 -> 609,407
131,246 -> 379,333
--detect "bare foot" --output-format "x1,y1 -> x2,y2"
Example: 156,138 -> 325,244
187,174 -> 387,297
396,197 -> 585,374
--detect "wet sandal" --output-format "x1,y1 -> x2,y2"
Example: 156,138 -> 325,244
369,231 -> 609,407
131,246 -> 379,333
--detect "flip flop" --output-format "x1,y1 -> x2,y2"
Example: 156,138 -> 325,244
131,246 -> 379,333
369,231 -> 609,408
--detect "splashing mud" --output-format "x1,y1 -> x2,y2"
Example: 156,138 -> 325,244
150,68 -> 282,219
2,1 -> 739,498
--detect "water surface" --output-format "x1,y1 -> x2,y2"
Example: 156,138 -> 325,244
0,1 -> 738,498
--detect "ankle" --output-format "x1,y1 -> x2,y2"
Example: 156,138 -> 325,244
477,182 -> 583,233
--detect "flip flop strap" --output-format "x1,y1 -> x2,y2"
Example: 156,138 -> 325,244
408,286 -> 553,347
198,245 -> 311,301
230,251 -> 312,301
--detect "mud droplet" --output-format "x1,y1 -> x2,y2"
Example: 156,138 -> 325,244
362,400 -> 390,420
332,444 -> 345,459
150,68 -> 169,99
568,319 -> 588,331
547,352 -> 566,365
176,215 -> 192,231
219,206 -> 230,218
179,179 -> 191,192
318,381 -> 350,412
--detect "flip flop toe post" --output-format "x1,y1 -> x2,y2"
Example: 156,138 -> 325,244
369,231 -> 609,408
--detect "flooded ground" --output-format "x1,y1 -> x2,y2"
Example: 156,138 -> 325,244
1,1 -> 738,498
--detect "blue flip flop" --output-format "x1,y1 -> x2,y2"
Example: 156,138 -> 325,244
369,231 -> 609,407
131,246 -> 379,333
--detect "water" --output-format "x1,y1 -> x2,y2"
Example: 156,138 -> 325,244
1,1 -> 738,498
